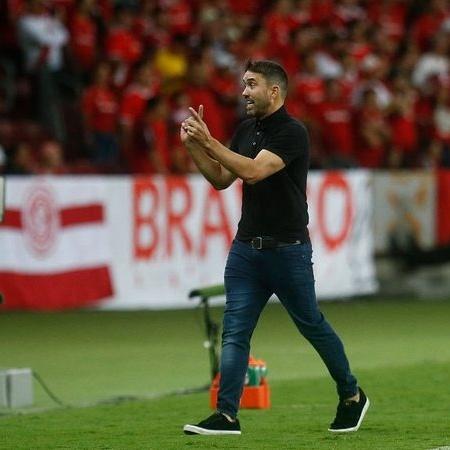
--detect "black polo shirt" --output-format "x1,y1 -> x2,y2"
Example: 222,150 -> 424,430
230,105 -> 310,242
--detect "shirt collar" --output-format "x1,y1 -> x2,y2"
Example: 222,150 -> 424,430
256,105 -> 289,130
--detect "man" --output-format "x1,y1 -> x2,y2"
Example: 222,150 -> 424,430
181,60 -> 369,435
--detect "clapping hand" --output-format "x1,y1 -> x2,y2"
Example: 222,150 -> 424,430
181,105 -> 213,148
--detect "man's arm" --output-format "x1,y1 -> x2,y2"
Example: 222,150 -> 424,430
185,107 -> 285,184
186,141 -> 237,190
204,140 -> 284,185
180,112 -> 236,190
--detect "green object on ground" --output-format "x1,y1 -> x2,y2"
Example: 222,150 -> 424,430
1,298 -> 450,449
189,284 -> 226,299
246,365 -> 261,386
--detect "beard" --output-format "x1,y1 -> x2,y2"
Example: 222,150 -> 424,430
245,96 -> 271,117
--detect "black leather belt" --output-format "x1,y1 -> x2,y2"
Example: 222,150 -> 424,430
240,237 -> 302,250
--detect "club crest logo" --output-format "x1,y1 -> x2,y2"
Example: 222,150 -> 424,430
23,184 -> 59,257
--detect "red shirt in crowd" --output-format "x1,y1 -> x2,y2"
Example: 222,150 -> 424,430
348,42 -> 372,63
309,0 -> 334,25
295,73 -> 325,117
226,0 -> 261,16
120,83 -> 160,129
367,1 -> 407,41
317,101 -> 354,157
264,10 -> 299,55
70,12 -> 97,70
356,106 -> 387,168
132,118 -> 170,174
82,86 -> 118,133
413,10 -> 449,49
167,0 -> 192,36
211,69 -> 239,137
106,26 -> 142,65
390,113 -> 417,153
186,86 -> 226,143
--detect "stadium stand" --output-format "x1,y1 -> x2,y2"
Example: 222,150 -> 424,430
0,0 -> 449,174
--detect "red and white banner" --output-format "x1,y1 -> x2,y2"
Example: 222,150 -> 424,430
106,171 -> 377,309
0,172 -> 377,310
307,171 -> 376,299
0,177 -> 113,310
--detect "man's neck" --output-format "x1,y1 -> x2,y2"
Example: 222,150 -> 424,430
259,102 -> 284,120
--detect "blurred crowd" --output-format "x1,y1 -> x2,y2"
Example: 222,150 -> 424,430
0,0 -> 449,175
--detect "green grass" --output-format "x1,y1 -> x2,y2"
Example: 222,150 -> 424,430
1,299 -> 450,449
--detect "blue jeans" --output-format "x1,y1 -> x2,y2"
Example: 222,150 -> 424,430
217,239 -> 358,418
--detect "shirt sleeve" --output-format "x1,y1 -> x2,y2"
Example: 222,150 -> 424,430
264,122 -> 309,166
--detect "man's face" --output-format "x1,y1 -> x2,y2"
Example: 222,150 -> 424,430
242,71 -> 273,117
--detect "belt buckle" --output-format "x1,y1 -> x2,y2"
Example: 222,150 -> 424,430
251,236 -> 263,250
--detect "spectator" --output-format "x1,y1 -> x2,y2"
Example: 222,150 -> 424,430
428,84 -> 450,167
337,52 -> 359,101
211,63 -> 239,137
17,0 -> 69,73
165,0 -> 193,37
105,4 -> 142,88
153,34 -> 189,94
317,78 -> 356,167
119,59 -> 161,166
201,14 -> 238,71
386,76 -> 419,168
239,25 -> 271,63
133,0 -> 161,50
294,51 -> 325,117
355,88 -> 390,168
347,21 -> 373,63
367,0 -> 407,42
169,92 -> 198,174
314,33 -> 346,80
412,33 -> 449,89
226,0 -> 264,18
2,0 -> 450,174
131,96 -> 170,174
4,142 -> 36,175
332,0 -> 366,30
395,42 -> 420,78
352,54 -> 392,108
421,139 -> 450,168
412,0 -> 450,50
264,0 -> 299,56
136,7 -> 171,52
415,74 -> 441,147
69,0 -> 98,76
17,0 -> 70,141
37,139 -> 68,174
81,61 -> 119,167
185,59 -> 227,143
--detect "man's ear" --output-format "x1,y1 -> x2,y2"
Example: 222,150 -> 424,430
271,85 -> 280,99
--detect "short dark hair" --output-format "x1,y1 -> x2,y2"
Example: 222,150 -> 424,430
245,60 -> 288,97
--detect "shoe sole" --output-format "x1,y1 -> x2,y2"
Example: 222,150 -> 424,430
328,397 -> 370,433
183,424 -> 241,435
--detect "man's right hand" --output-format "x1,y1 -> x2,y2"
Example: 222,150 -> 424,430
180,105 -> 204,147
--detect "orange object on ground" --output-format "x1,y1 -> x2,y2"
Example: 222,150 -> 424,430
209,356 -> 271,409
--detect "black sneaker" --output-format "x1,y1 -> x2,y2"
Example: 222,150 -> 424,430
328,388 -> 370,432
183,412 -> 241,435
